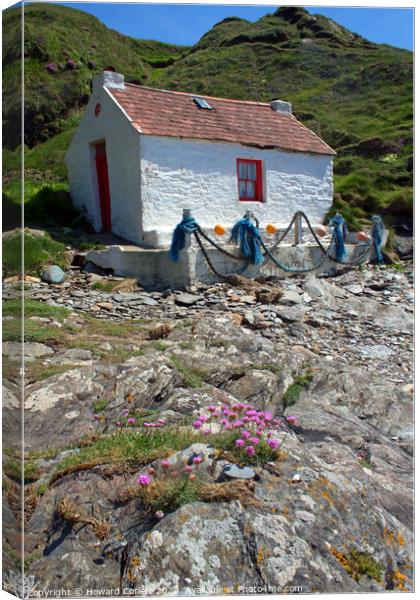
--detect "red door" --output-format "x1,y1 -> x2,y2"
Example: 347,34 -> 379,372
95,142 -> 112,232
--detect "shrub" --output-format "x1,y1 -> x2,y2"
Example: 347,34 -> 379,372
282,372 -> 313,409
2,231 -> 67,276
25,184 -> 81,227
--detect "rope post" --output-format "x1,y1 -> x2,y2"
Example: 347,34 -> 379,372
294,212 -> 303,245
182,208 -> 192,249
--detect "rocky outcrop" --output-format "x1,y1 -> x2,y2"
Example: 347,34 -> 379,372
2,262 -> 413,593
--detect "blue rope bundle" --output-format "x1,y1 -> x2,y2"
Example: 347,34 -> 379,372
169,215 -> 198,261
230,215 -> 264,265
330,213 -> 348,263
371,215 -> 385,263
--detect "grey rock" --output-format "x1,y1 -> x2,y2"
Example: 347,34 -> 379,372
219,463 -> 256,481
175,293 -> 200,306
359,344 -> 394,359
278,290 -> 302,305
41,265 -> 65,284
276,305 -> 306,323
3,341 -> 54,362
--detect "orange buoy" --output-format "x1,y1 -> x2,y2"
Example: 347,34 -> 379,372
316,225 -> 328,237
357,231 -> 370,242
214,224 -> 226,236
266,223 -> 278,234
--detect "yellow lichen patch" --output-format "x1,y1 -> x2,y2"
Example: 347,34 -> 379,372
321,490 -> 334,505
130,556 -> 141,567
256,545 -> 269,566
392,570 -> 409,591
384,528 -> 405,548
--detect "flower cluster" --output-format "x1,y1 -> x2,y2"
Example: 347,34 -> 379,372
192,403 -> 299,459
137,453 -> 206,517
114,410 -> 167,430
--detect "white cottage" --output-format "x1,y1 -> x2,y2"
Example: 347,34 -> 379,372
66,70 -> 335,248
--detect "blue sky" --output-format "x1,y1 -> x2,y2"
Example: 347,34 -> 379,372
58,3 -> 414,51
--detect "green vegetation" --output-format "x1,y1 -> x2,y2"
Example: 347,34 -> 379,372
170,355 -> 207,388
92,399 -> 108,414
4,457 -> 40,484
282,371 -> 313,409
91,280 -> 121,293
358,459 -> 372,470
3,298 -> 70,319
3,3 -> 186,149
251,363 -> 282,374
2,230 -> 67,276
51,428 -> 201,480
36,483 -> 47,497
331,546 -> 383,583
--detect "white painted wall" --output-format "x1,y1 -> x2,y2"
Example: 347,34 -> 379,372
65,79 -> 143,244
140,135 -> 333,247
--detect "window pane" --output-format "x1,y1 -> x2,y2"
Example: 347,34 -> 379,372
238,162 -> 248,179
239,181 -> 247,197
247,162 -> 257,180
246,181 -> 255,198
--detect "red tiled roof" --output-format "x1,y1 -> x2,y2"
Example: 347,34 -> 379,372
110,84 -> 335,156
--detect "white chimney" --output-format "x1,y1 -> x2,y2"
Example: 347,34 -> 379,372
92,70 -> 125,94
271,100 -> 292,114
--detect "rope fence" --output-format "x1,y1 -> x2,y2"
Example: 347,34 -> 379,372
169,209 -> 385,280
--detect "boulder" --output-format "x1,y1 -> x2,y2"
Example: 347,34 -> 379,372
41,265 -> 65,284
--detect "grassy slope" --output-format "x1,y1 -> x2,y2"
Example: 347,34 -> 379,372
3,2 -> 187,149
2,4 -> 413,229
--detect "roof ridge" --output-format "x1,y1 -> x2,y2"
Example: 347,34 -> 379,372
123,83 -> 275,107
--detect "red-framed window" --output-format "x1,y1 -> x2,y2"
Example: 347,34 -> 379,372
237,158 -> 263,202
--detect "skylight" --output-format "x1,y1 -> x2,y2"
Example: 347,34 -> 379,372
193,97 -> 213,110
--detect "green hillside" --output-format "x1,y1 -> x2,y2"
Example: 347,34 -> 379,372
3,2 -> 186,148
2,4 -> 413,232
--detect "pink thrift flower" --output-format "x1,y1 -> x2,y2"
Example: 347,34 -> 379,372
199,415 -> 207,422
246,446 -> 256,457
250,437 -> 260,445
148,467 -> 156,476
208,405 -> 217,412
116,421 -> 122,428
286,415 -> 299,426
235,439 -> 245,447
138,474 -> 151,486
193,456 -> 202,465
158,418 -> 167,424
242,430 -> 251,439
155,510 -> 164,519
171,470 -> 179,478
122,410 -> 129,417
127,418 -> 136,425
193,420 -> 202,429
203,427 -> 212,435
184,465 -> 193,473
242,416 -> 250,423
245,409 -> 258,417
161,459 -> 171,469
268,439 -> 280,449
189,474 -> 196,481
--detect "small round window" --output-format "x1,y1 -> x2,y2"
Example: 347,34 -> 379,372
94,102 -> 101,116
